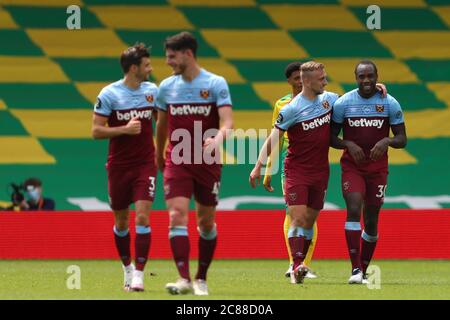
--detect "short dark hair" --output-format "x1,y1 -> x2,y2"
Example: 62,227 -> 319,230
284,62 -> 302,79
24,177 -> 42,188
355,60 -> 378,75
164,31 -> 198,58
120,43 -> 150,73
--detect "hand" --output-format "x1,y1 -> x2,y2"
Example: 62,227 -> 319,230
203,137 -> 217,153
19,200 -> 29,210
249,165 -> 261,188
346,141 -> 365,164
156,154 -> 165,172
376,83 -> 387,97
263,175 -> 274,192
203,137 -> 221,164
370,138 -> 389,161
125,116 -> 141,135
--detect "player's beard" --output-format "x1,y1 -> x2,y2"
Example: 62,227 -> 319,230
136,71 -> 149,83
172,63 -> 186,75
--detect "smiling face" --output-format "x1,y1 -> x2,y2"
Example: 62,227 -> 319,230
132,56 -> 152,82
356,63 -> 378,98
165,48 -> 191,75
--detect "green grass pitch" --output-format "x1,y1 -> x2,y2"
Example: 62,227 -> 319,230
0,260 -> 449,300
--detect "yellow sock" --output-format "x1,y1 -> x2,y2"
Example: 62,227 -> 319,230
283,213 -> 293,265
304,222 -> 318,268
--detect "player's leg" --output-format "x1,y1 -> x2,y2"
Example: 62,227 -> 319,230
360,172 -> 386,277
108,167 -> 134,291
342,171 -> 365,283
285,183 -> 320,284
128,165 -> 157,291
287,203 -> 319,284
129,200 -> 152,291
191,175 -> 220,295
113,208 -> 134,291
193,201 -> 217,296
281,172 -> 293,277
361,205 -> 380,277
283,210 -> 293,277
165,196 -> 193,295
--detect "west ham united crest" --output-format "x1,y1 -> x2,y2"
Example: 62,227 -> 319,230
289,193 -> 297,202
146,95 -> 154,103
322,100 -> 330,109
200,89 -> 210,99
164,184 -> 170,195
376,104 -> 384,113
343,181 -> 350,191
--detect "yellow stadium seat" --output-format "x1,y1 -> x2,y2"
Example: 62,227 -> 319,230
262,5 -> 364,30
319,58 -> 419,83
0,136 -> 55,164
89,6 -> 194,30
201,30 -> 308,60
10,109 -> 93,138
374,32 -> 450,59
26,29 -> 128,57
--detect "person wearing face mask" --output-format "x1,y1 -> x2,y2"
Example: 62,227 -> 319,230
20,178 -> 55,211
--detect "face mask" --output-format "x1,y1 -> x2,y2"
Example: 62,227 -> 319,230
26,186 -> 41,202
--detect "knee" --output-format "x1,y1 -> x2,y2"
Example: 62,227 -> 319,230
169,208 -> 188,227
346,204 -> 362,220
290,216 -> 303,227
135,211 -> 149,226
114,216 -> 129,231
197,214 -> 215,232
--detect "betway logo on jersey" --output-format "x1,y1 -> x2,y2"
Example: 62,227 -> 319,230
348,118 -> 384,129
170,104 -> 212,117
302,113 -> 331,131
116,109 -> 152,121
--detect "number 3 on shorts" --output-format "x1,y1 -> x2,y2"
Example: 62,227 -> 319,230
148,176 -> 156,192
376,185 -> 387,198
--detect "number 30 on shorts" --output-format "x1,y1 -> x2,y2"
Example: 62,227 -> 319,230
376,185 -> 387,198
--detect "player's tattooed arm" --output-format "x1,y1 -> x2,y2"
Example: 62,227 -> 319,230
370,123 -> 407,161
155,110 -> 168,171
330,121 -> 365,164
92,114 -> 141,139
249,128 -> 283,188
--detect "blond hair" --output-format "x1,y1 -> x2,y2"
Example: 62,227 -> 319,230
300,61 -> 324,73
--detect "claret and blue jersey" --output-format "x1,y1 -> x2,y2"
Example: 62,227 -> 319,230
155,68 -> 232,164
275,91 -> 339,181
332,89 -> 404,170
94,79 -> 159,167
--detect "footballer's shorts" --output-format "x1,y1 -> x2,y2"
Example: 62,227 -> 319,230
284,183 -> 328,210
341,169 -> 388,207
107,163 -> 157,211
284,170 -> 329,210
164,164 -> 221,207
